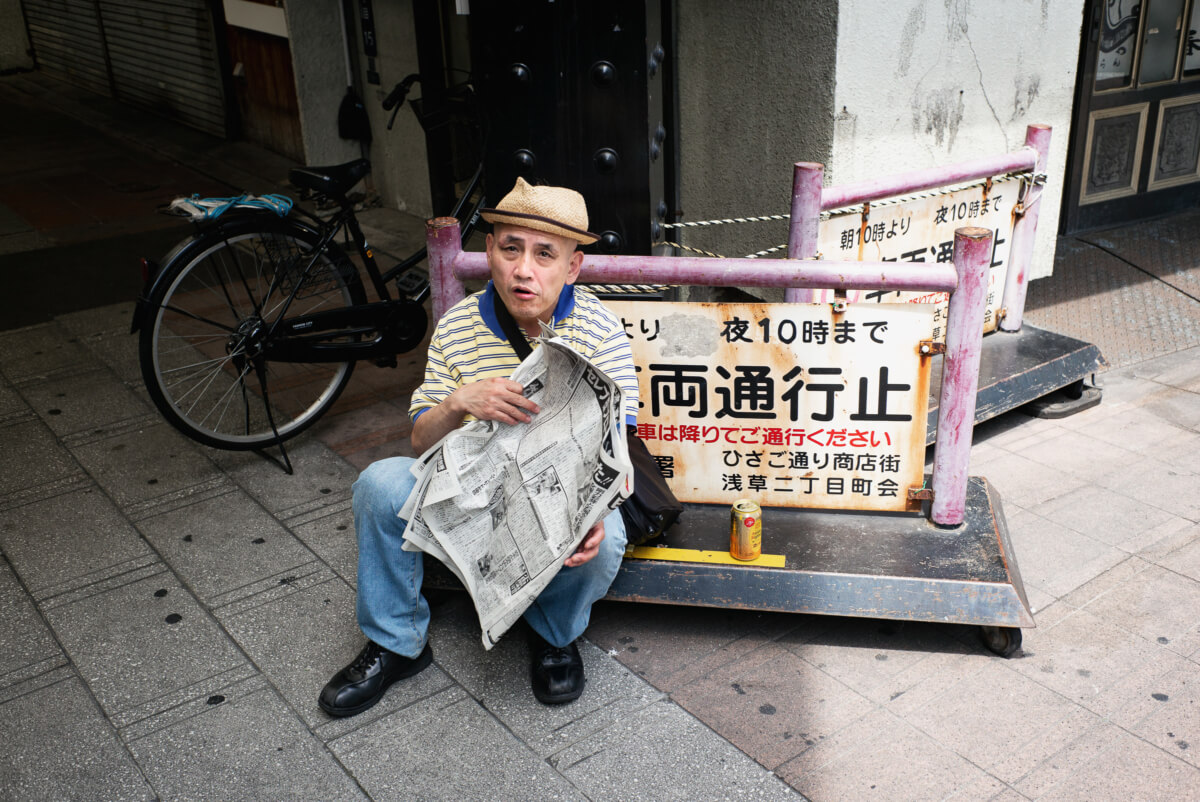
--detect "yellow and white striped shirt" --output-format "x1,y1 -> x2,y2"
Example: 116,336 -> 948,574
410,282 -> 640,425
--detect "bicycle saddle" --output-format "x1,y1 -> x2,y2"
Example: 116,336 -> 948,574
288,159 -> 371,200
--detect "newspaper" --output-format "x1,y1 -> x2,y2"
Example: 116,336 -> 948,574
399,329 -> 633,649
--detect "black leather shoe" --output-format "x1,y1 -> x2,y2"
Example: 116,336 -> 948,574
318,641 -> 432,717
529,633 -> 584,705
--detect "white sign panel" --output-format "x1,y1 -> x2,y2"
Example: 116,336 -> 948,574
815,179 -> 1021,339
607,301 -> 935,513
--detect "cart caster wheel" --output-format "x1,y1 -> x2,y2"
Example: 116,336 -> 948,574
980,626 -> 1022,658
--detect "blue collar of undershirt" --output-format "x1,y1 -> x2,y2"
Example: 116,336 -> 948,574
479,281 -> 576,339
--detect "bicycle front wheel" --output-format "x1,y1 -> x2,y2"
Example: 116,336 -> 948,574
140,216 -> 366,450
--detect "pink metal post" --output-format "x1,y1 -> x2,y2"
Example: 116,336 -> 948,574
820,149 -> 1039,212
427,217 -> 468,321
440,249 -> 958,294
785,162 -> 824,303
999,124 -> 1052,332
930,227 -> 993,526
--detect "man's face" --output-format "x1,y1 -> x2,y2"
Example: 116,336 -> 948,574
486,224 -> 583,330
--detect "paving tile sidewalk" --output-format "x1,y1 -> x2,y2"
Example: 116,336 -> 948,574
0,304 -> 799,801
3,304 -> 1198,801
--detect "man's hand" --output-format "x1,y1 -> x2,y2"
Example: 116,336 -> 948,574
453,377 -> 540,425
411,377 -> 540,454
564,520 -> 605,568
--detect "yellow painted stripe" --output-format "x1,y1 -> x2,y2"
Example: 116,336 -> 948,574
624,545 -> 786,568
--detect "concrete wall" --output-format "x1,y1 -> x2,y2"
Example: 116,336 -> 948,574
283,0 -> 430,216
831,0 -> 1086,279
350,0 -> 432,217
675,0 -> 838,265
0,0 -> 33,72
285,0 -> 364,169
673,0 -> 1083,281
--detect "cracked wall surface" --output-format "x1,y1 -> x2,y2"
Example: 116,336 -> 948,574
676,1 -> 838,266
831,0 -> 1086,280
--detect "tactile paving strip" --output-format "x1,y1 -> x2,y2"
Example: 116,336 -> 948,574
1024,220 -> 1200,369
1079,208 -> 1200,302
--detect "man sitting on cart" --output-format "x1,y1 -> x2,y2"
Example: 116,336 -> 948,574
319,178 -> 639,716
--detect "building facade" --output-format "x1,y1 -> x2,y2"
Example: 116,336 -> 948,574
16,1 -> 1200,284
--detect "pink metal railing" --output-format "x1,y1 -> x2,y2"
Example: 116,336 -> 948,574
999,125 -> 1052,331
785,124 -> 1052,326
426,217 -> 993,527
930,228 -> 993,523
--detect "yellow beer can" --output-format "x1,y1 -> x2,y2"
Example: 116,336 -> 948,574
730,499 -> 762,561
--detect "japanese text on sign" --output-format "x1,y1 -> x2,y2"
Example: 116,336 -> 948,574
606,301 -> 935,513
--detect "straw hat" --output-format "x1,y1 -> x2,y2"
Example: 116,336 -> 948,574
481,178 -> 598,245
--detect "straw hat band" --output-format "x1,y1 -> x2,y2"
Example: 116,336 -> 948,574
480,177 -> 599,245
482,208 -> 596,241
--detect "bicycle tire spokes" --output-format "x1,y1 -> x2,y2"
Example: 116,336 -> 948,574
271,236 -> 345,299
162,353 -> 241,405
145,226 -> 357,449
151,334 -> 234,377
187,358 -> 253,429
201,228 -> 300,322
237,231 -> 356,336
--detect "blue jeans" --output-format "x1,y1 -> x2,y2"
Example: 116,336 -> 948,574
352,456 -> 628,657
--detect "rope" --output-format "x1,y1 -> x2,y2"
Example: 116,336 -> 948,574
662,213 -> 791,230
663,171 -> 1037,231
652,241 -> 793,259
656,170 -> 1042,259
746,244 -> 788,259
655,241 -> 726,258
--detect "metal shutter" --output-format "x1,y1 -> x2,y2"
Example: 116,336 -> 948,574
22,0 -> 111,96
100,0 -> 228,137
22,0 -> 228,138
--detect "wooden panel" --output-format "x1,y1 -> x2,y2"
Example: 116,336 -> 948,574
1148,94 -> 1200,190
224,25 -> 304,162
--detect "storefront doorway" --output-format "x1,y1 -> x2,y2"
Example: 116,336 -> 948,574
1064,0 -> 1200,232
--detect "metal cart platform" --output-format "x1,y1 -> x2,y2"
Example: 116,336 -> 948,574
607,476 -> 1030,657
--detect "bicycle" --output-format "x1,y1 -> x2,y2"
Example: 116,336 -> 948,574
132,76 -> 484,472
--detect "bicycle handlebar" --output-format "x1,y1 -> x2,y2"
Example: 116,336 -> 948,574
382,75 -> 417,111
383,74 -> 421,130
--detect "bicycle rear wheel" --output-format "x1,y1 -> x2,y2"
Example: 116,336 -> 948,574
139,216 -> 367,450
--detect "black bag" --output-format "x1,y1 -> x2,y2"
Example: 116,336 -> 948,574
492,293 -> 681,545
620,430 -> 683,545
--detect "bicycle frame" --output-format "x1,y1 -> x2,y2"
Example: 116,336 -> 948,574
263,163 -> 486,364
364,163 -> 487,298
